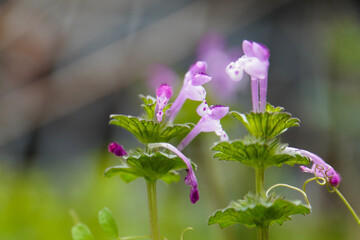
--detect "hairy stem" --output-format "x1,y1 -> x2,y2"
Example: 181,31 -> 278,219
255,166 -> 268,240
146,179 -> 161,240
255,167 -> 265,197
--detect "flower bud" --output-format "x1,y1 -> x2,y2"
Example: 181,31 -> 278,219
108,142 -> 127,156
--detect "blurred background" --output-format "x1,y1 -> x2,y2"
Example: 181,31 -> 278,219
1,0 -> 360,239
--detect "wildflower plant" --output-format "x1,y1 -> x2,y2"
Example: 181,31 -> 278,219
70,40 -> 359,240
209,40 -> 360,239
70,61 -> 229,240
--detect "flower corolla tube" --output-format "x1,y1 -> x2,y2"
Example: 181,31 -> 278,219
177,100 -> 229,151
148,143 -> 199,204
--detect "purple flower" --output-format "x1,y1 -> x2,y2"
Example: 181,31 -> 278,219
108,142 -> 127,157
167,61 -> 212,122
147,64 -> 178,91
148,143 -> 199,204
197,32 -> 242,101
155,84 -> 172,122
226,40 -> 270,112
287,147 -> 341,187
177,100 -> 229,151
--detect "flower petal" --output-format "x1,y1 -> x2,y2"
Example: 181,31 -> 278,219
147,64 -> 178,90
209,105 -> 229,119
189,61 -> 207,75
218,130 -> 229,141
198,118 -> 222,133
300,166 -> 313,173
185,85 -> 207,101
156,84 -> 172,99
242,40 -> 255,57
329,172 -> 341,187
196,100 -> 210,117
243,57 -> 268,79
226,62 -> 244,81
190,186 -> 199,204
192,73 -> 212,86
252,42 -> 270,62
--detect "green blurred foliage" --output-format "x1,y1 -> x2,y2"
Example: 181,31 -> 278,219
1,145 -> 359,240
0,167 -> 70,239
328,19 -> 360,78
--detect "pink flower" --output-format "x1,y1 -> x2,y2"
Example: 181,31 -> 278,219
148,143 -> 199,204
226,40 -> 270,112
287,147 -> 341,187
197,32 -> 242,101
177,100 -> 229,151
108,142 -> 127,157
147,64 -> 178,91
155,84 -> 172,122
167,61 -> 212,122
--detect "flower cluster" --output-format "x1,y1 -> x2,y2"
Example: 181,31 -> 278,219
226,39 -> 342,189
104,38 -> 356,238
109,60 -> 229,204
152,61 -> 229,202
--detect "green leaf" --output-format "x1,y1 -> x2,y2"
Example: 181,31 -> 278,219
118,172 -> 139,183
208,194 -> 311,229
140,95 -> 156,120
98,207 -> 119,238
160,170 -> 180,184
105,151 -> 194,183
230,104 -> 300,140
212,138 -> 309,168
109,114 -> 193,144
71,223 -> 94,240
265,104 -> 285,113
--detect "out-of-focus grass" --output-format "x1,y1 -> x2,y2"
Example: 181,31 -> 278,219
0,167 -> 69,239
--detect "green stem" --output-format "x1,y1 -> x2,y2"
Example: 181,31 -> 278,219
257,226 -> 269,240
146,179 -> 161,240
334,188 -> 360,225
255,166 -> 268,240
255,167 -> 265,197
